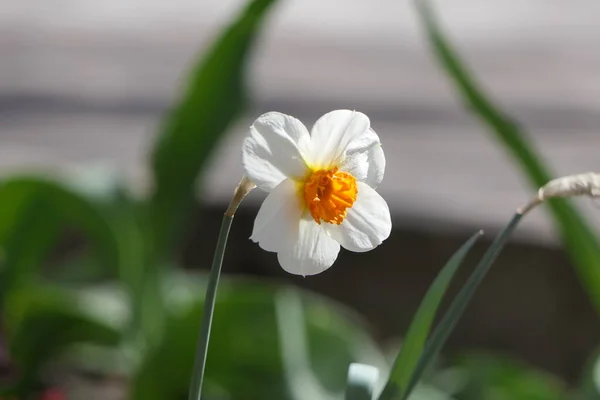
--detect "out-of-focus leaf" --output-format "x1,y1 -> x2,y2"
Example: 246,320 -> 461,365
0,177 -> 118,263
0,195 -> 60,306
378,231 -> 482,400
61,284 -> 135,376
3,284 -> 121,396
0,175 -> 165,350
104,195 -> 166,350
415,0 -> 600,312
0,177 -> 119,307
149,0 -> 277,254
131,273 -> 385,400
573,349 -> 600,400
450,352 -> 566,400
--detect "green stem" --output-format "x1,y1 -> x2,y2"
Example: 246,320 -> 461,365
188,214 -> 234,400
402,212 -> 523,399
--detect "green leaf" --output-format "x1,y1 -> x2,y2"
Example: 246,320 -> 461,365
131,273 -> 385,400
149,0 -> 277,254
0,176 -> 157,346
4,284 -> 121,396
451,352 -> 566,400
274,288 -> 383,400
0,177 -> 119,306
573,349 -> 600,400
103,195 -> 165,349
402,213 -> 522,399
415,0 -> 600,312
378,231 -> 483,400
0,177 -> 122,395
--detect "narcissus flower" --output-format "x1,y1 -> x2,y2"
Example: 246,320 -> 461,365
243,110 -> 392,276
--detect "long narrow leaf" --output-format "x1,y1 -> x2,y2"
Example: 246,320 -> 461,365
402,213 -> 523,398
415,0 -> 600,311
149,0 -> 277,255
131,274 -> 385,400
378,231 -> 482,399
0,178 -> 119,307
5,284 -> 121,397
0,178 -> 118,267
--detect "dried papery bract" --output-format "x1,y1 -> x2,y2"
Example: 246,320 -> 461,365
518,172 -> 600,215
226,175 -> 256,217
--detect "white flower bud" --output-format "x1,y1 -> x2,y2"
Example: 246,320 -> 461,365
518,172 -> 600,215
538,172 -> 600,200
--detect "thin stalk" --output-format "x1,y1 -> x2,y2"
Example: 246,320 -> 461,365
188,214 -> 234,400
402,212 -> 523,398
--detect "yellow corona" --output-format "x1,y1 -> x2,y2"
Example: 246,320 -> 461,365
303,167 -> 358,224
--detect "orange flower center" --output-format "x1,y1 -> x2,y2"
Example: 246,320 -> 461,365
303,167 -> 358,224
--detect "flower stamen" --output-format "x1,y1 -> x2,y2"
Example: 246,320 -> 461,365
303,168 -> 358,224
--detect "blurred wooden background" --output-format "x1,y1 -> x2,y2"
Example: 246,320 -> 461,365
2,0 -> 600,382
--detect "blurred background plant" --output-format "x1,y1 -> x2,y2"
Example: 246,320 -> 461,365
0,0 -> 600,399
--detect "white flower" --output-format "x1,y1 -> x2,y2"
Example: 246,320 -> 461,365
242,110 -> 392,276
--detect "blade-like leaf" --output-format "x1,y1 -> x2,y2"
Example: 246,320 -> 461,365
4,284 -> 121,397
402,213 -> 522,399
0,178 -> 119,306
0,178 -> 117,263
131,273 -> 386,400
415,0 -> 600,312
574,348 -> 600,400
0,177 -> 157,344
378,231 -> 483,400
149,0 -> 277,255
451,352 -> 566,400
104,194 -> 163,347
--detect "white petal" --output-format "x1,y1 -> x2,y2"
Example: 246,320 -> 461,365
243,112 -> 310,191
250,179 -> 302,252
307,110 -> 370,168
340,128 -> 386,188
326,182 -> 391,252
277,213 -> 340,276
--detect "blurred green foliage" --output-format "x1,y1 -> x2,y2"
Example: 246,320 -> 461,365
131,275 -> 385,400
415,0 -> 600,314
0,0 -> 599,399
0,0 -> 387,399
149,0 -> 277,258
411,0 -> 600,397
450,353 -> 566,400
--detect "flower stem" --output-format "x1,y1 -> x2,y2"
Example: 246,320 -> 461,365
188,214 -> 233,400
